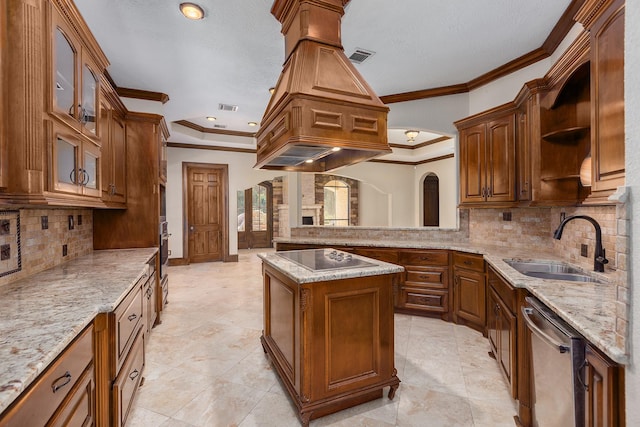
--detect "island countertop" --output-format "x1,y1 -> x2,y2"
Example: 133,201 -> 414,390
258,248 -> 405,284
274,237 -> 625,365
0,247 -> 158,415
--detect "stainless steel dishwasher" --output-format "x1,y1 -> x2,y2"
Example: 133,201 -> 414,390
522,296 -> 586,427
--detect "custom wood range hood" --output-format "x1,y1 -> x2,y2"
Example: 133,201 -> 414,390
255,0 -> 391,172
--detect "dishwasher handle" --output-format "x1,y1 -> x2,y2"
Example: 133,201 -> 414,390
522,306 -> 571,353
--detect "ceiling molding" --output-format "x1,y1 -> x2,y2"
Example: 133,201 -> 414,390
380,0 -> 585,104
116,87 -> 170,104
368,153 -> 455,166
167,142 -> 257,154
174,120 -> 257,138
389,136 -> 452,150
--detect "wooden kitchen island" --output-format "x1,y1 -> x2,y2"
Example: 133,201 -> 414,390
259,249 -> 404,426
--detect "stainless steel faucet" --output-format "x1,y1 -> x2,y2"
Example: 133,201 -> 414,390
553,215 -> 609,272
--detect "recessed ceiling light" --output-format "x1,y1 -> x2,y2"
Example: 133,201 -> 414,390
248,122 -> 258,127
331,147 -> 341,152
206,116 -> 216,121
305,159 -> 314,163
180,3 -> 205,20
268,87 -> 275,94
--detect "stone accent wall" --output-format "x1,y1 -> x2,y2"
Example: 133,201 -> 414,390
0,208 -> 93,287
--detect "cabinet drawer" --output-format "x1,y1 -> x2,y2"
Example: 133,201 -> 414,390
354,248 -> 399,264
1,324 -> 94,427
399,250 -> 449,266
453,252 -> 485,272
115,282 -> 143,372
400,287 -> 448,313
48,363 -> 95,427
405,266 -> 449,290
488,267 -> 516,313
113,331 -> 145,427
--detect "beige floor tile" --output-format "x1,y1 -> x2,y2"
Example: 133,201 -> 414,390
130,249 -> 518,427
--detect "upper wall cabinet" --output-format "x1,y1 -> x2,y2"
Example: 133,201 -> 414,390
0,0 -> 115,207
456,105 -> 517,207
576,0 -> 625,203
0,3 -> 7,190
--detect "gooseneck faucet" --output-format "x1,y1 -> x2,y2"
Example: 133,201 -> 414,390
553,215 -> 609,272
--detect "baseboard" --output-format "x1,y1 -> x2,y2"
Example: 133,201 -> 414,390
224,254 -> 239,262
168,258 -> 188,266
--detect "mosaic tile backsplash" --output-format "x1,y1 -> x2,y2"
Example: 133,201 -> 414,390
0,208 -> 93,287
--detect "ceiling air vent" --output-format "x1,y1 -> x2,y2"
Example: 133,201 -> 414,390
348,48 -> 375,64
218,103 -> 239,112
213,124 -> 227,129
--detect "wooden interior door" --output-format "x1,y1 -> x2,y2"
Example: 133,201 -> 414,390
423,174 -> 439,226
185,163 -> 228,263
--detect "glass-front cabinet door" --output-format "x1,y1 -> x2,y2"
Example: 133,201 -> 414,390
53,26 -> 77,124
53,131 -> 80,194
82,142 -> 101,197
80,61 -> 99,137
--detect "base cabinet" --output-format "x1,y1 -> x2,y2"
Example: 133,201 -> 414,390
487,267 -> 517,398
0,324 -> 95,427
452,252 -> 486,333
584,344 -> 623,427
260,263 -> 400,426
396,250 -> 450,319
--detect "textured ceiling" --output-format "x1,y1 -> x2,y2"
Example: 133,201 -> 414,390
74,0 -> 573,158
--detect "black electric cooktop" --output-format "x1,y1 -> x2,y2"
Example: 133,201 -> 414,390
275,249 -> 375,271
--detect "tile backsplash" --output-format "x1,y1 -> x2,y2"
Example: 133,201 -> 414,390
0,208 -> 93,287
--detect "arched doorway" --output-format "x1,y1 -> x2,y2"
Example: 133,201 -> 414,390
423,174 -> 440,227
237,181 -> 273,249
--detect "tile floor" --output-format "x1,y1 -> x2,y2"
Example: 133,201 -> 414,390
128,249 -> 517,426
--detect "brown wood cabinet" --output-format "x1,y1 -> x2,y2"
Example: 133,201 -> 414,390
396,250 -> 451,319
487,266 -> 517,398
584,343 -> 624,427
457,106 -> 517,206
99,85 -> 127,206
0,0 -> 114,207
452,252 -> 486,333
0,2 -> 7,190
577,0 -> 625,203
143,256 -> 158,336
261,262 -> 400,426
0,324 -> 95,427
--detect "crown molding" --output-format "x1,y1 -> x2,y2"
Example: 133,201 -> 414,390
167,142 -> 256,153
173,120 -> 257,138
380,0 -> 586,104
389,136 -> 451,150
116,87 -> 170,104
368,153 -> 454,166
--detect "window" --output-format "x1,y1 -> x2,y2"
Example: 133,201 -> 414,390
324,180 -> 349,226
237,190 -> 245,231
252,184 -> 268,231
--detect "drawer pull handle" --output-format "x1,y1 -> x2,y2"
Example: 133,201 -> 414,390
129,369 -> 140,380
128,314 -> 138,321
52,371 -> 72,393
463,260 -> 473,266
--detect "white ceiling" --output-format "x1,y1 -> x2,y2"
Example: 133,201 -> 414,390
74,0 -> 573,160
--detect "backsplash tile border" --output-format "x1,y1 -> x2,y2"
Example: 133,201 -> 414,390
0,210 -> 21,278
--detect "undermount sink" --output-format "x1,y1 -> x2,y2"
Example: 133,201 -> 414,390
504,259 -> 603,283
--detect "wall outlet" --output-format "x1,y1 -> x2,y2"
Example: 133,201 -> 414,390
41,215 -> 48,230
1,244 -> 10,260
502,211 -> 512,221
68,215 -> 74,230
581,244 -> 588,257
62,244 -> 68,257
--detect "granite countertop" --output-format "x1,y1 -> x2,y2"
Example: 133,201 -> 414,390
275,237 -> 626,364
258,249 -> 405,284
0,248 -> 158,415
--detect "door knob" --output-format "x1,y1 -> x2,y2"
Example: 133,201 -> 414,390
189,226 -> 194,231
